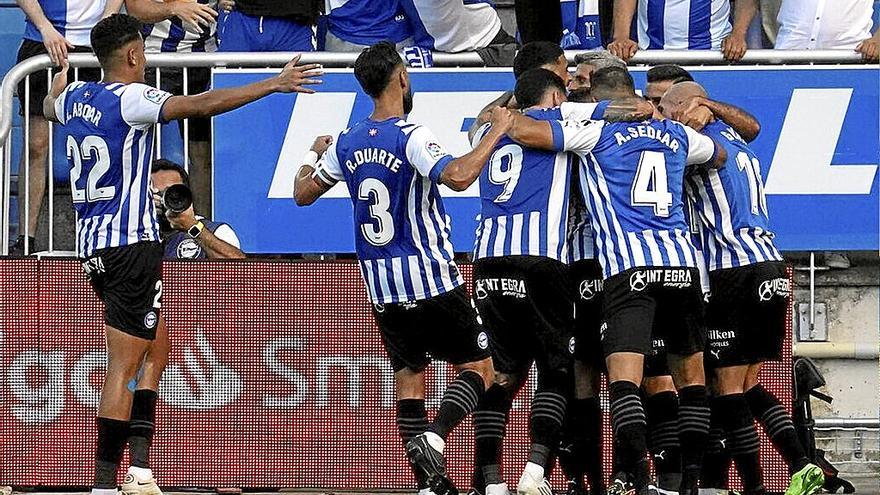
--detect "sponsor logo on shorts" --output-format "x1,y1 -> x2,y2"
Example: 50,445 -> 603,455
649,338 -> 666,357
400,301 -> 418,310
629,269 -> 692,292
373,303 -> 385,313
707,329 -> 733,360
475,277 -> 527,299
177,239 -> 202,259
477,331 -> 489,350
758,278 -> 790,301
579,279 -> 603,301
81,256 -> 105,277
708,329 -> 736,341
568,337 -> 576,355
144,311 -> 158,329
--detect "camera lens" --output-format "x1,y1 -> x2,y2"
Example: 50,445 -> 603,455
163,184 -> 193,214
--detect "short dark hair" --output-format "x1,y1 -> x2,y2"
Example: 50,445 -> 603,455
513,41 -> 565,77
514,69 -> 566,109
354,41 -> 404,98
591,66 -> 635,95
151,159 -> 190,188
646,64 -> 694,83
91,14 -> 143,67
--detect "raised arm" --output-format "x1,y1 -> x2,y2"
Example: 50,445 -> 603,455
294,135 -> 335,206
608,0 -> 638,61
467,90 -> 516,142
17,0 -> 73,65
441,107 -> 514,191
124,0 -> 217,32
42,60 -> 69,122
161,55 -> 322,121
676,96 -> 761,142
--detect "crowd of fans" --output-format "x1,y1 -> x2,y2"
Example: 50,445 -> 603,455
8,0 -> 878,257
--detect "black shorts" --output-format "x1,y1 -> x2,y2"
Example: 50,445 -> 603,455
83,241 -> 164,340
705,261 -> 789,368
644,337 -> 671,377
602,267 -> 706,358
145,67 -> 211,141
570,259 -> 604,367
16,39 -> 100,117
372,285 -> 491,373
473,256 -> 574,376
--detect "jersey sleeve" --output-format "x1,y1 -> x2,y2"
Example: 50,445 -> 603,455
405,125 -> 455,182
682,125 -> 718,165
550,119 -> 605,153
213,223 -> 242,249
312,139 -> 344,186
470,122 -> 492,149
53,81 -> 85,125
120,83 -> 173,130
560,101 -> 602,121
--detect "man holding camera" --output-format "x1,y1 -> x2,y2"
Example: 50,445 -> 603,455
151,159 -> 244,259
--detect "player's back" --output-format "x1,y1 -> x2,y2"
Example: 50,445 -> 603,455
56,81 -> 168,258
330,117 -> 462,303
687,120 -> 782,270
474,107 -> 574,262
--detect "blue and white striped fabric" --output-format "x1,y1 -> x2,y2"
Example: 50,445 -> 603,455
636,0 -> 731,50
24,0 -> 106,46
567,159 -> 596,262
143,0 -> 218,53
54,82 -> 172,258
553,117 -> 718,279
560,0 -> 603,50
686,120 -> 783,272
313,118 -> 464,304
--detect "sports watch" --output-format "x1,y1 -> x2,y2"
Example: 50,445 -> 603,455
188,221 -> 205,238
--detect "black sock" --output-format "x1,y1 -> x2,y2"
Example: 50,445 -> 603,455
609,380 -> 649,491
398,399 -> 430,489
430,370 -> 484,439
473,383 -> 512,489
645,390 -> 682,491
677,385 -> 711,495
746,384 -> 809,473
128,389 -> 158,469
560,397 -> 604,491
95,417 -> 130,489
529,382 -> 568,468
701,396 -> 731,489
717,394 -> 765,494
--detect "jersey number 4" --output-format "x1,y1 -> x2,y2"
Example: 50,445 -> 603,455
631,151 -> 673,217
67,135 -> 115,203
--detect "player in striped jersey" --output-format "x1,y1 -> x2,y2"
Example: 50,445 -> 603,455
661,83 -> 824,495
43,14 -> 322,495
294,42 -> 508,495
502,67 -> 726,495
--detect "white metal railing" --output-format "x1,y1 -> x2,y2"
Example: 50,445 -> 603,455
0,49 -> 872,255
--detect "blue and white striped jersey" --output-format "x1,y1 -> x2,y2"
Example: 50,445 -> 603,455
313,117 -> 464,304
325,0 -> 411,45
143,0 -> 218,53
552,117 -> 717,278
54,81 -> 172,258
567,158 -> 596,262
636,0 -> 731,50
560,0 -> 603,50
685,120 -> 782,271
472,107 -> 574,262
24,0 -> 106,46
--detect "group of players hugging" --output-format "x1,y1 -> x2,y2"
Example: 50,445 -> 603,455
50,13 -> 824,495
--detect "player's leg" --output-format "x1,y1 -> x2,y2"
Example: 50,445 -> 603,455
17,114 -> 49,252
642,374 -> 682,495
472,371 -> 525,495
183,68 -> 212,214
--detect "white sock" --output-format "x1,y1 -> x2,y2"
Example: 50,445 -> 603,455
486,482 -> 509,495
417,489 -> 436,495
423,431 -> 445,454
523,461 -> 544,480
127,466 -> 153,480
91,489 -> 117,495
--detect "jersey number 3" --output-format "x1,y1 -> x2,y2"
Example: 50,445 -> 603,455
358,178 -> 395,246
67,135 -> 116,203
631,151 -> 672,217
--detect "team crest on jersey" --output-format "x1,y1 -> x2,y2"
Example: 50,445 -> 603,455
425,142 -> 445,159
758,278 -> 790,301
579,279 -> 603,300
144,311 -> 158,329
143,87 -> 166,104
177,239 -> 202,259
368,128 -> 379,137
477,331 -> 489,350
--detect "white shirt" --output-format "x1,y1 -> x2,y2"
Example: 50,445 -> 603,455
776,0 -> 874,50
401,0 -> 502,52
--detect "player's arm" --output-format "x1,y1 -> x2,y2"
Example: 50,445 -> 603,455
608,0 -> 638,61
468,90 -> 517,142
161,55 -> 322,121
601,97 -> 655,122
124,0 -> 217,33
677,96 -> 761,142
16,0 -> 73,65
294,135 -> 339,206
441,109 -> 513,191
684,125 -> 727,170
42,59 -> 69,122
506,110 -> 604,155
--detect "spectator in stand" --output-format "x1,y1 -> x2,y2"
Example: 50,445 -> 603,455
126,0 -> 219,215
217,0 -> 319,52
567,50 -> 626,99
560,0 -> 603,50
151,159 -> 244,260
323,0 -> 412,52
608,0 -> 739,61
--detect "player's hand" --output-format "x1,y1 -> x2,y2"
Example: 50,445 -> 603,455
39,25 -> 74,66
721,33 -> 748,61
607,37 -> 638,61
856,36 -> 880,61
49,59 -> 69,98
675,97 -> 714,132
274,55 -> 323,94
311,135 -> 333,156
219,0 -> 236,12
170,0 -> 218,34
489,106 -> 514,134
166,205 -> 198,231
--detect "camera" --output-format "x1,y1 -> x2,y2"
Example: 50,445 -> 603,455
162,183 -> 193,215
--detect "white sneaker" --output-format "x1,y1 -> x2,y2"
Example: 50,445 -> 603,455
516,471 -> 552,495
656,486 -> 679,495
121,467 -> 162,495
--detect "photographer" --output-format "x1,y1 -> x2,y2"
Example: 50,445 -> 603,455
151,159 -> 245,260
